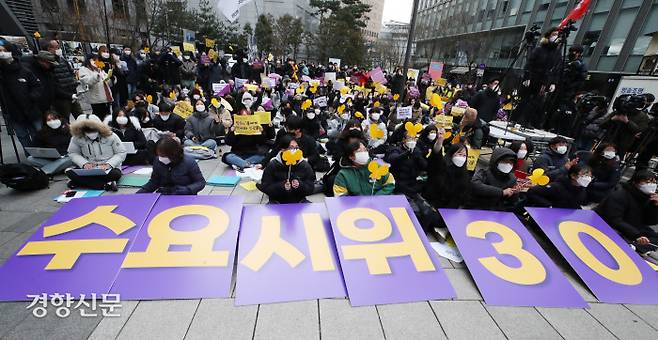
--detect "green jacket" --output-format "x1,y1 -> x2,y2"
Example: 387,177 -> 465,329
333,159 -> 395,197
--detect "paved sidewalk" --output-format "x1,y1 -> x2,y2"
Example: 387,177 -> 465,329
1,123 -> 658,340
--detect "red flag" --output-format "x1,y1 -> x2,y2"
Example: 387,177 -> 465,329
559,0 -> 591,29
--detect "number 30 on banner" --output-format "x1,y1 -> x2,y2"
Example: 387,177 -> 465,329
466,221 -> 546,285
559,221 -> 642,285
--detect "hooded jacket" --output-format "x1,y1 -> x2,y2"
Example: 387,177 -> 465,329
67,119 -> 126,168
526,176 -> 588,209
185,110 -> 222,142
138,154 -> 204,195
595,182 -> 658,242
424,144 -> 470,208
258,152 -> 316,203
470,147 -> 517,210
534,148 -> 569,180
333,157 -> 396,197
385,143 -> 428,196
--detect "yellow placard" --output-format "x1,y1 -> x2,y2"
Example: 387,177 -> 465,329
435,115 -> 454,130
183,42 -> 195,52
233,115 -> 262,135
436,78 -> 447,87
171,46 -> 182,57
255,111 -> 271,125
467,148 -> 481,171
245,84 -> 259,92
173,101 -> 193,119
205,38 -> 215,48
451,106 -> 466,117
239,181 -> 258,191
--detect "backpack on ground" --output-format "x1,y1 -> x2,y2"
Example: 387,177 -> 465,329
0,163 -> 50,191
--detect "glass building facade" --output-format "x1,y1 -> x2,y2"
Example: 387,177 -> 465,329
413,0 -> 658,75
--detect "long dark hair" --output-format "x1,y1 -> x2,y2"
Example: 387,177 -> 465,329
109,106 -> 136,130
156,136 -> 184,164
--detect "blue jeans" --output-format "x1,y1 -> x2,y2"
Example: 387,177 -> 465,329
184,138 -> 217,150
225,154 -> 264,169
127,83 -> 137,99
25,156 -> 73,175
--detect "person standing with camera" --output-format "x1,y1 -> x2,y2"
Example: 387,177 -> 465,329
601,95 -> 650,159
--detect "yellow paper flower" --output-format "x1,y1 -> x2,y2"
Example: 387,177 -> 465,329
282,149 -> 303,166
405,122 -> 423,137
211,98 -> 220,108
337,104 -> 346,114
443,131 -> 452,139
368,161 -> 390,181
340,86 -> 350,95
309,86 -> 318,94
529,169 -> 550,186
146,95 -> 153,104
301,99 -> 312,111
430,93 -> 443,109
169,91 -> 176,100
373,101 -> 381,108
354,111 -> 364,119
296,85 -> 305,94
369,124 -> 384,139
376,84 -> 388,94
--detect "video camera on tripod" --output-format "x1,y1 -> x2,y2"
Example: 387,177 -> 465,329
612,94 -> 647,116
577,93 -> 608,113
524,25 -> 542,45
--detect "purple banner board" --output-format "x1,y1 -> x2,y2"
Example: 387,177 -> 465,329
0,194 -> 160,301
527,208 -> 658,305
440,209 -> 588,308
325,195 -> 455,306
235,204 -> 347,305
110,195 -> 244,300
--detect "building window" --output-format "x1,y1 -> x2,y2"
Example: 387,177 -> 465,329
67,0 -> 87,14
582,31 -> 601,57
41,0 -> 59,12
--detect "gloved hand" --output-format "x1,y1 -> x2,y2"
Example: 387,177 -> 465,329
71,94 -> 78,102
157,186 -> 174,194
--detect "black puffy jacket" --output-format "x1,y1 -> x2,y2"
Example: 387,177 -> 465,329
470,147 -> 518,210
525,40 -> 561,86
258,153 -> 315,204
0,59 -> 43,123
52,55 -> 78,98
596,183 -> 658,242
385,144 -> 428,196
526,177 -> 587,209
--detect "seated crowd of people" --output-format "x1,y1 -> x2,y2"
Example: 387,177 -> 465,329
1,38 -> 656,259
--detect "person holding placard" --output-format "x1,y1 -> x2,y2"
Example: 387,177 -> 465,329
258,135 -> 315,204
138,136 -> 204,195
470,147 -> 518,210
596,170 -> 658,255
526,164 -> 593,209
333,142 -> 395,197
65,116 -> 126,191
223,109 -> 272,171
184,99 -> 222,152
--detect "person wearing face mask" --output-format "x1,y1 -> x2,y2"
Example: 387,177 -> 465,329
108,107 -> 152,165
534,136 -> 577,180
180,52 -> 197,90
514,27 -> 562,128
469,78 -> 501,123
121,47 -> 139,99
44,40 -> 83,118
0,39 -> 43,151
575,143 -> 621,203
65,116 -> 126,191
416,125 -> 439,157
596,170 -> 658,256
302,106 -> 323,140
263,116 -> 327,171
361,108 -> 388,155
224,108 -> 273,170
527,164 -> 592,209
385,133 -> 442,235
333,141 -> 395,197
109,49 -> 129,109
509,140 -> 534,176
97,46 -> 113,73
158,47 -> 182,86
137,136 -> 204,195
184,100 -> 221,152
258,136 -> 316,204
424,139 -> 471,210
25,111 -> 73,175
470,147 -> 519,210
152,101 -> 187,141
78,54 -> 113,120
24,51 -> 59,115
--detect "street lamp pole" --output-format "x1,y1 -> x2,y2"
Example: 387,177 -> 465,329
402,0 -> 420,79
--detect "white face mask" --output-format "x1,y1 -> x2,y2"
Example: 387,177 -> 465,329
603,151 -> 616,160
371,113 -> 380,121
517,150 -> 527,159
555,145 -> 568,155
307,112 -> 316,120
158,156 -> 172,165
315,109 -> 321,115
139,53 -> 146,58
184,56 -> 190,60
497,162 -> 514,174
452,156 -> 467,167
405,140 -> 417,150
354,151 -> 370,165
182,88 -> 190,96
47,119 -> 62,129
428,133 -> 437,141
116,116 -> 129,125
124,50 -> 131,56
576,175 -> 592,188
196,105 -> 206,112
55,49 -> 63,57
101,52 -> 110,59
243,100 -> 252,107
160,114 -> 171,121
341,113 -> 350,120
639,183 -> 657,195
86,132 -> 99,140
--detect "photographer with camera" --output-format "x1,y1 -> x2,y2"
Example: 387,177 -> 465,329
550,45 -> 588,136
601,94 -> 650,159
574,93 -> 608,151
635,95 -> 657,170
